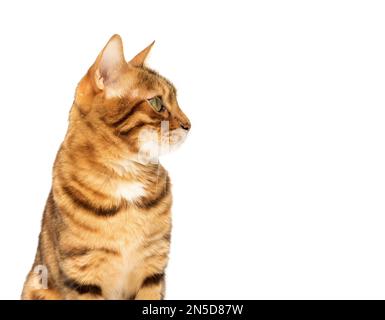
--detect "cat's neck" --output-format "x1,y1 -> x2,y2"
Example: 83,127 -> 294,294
54,140 -> 168,205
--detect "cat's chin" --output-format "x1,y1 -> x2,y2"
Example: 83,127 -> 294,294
169,128 -> 189,148
133,129 -> 188,165
134,127 -> 188,164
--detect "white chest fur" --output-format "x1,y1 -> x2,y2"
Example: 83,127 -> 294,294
113,181 -> 146,202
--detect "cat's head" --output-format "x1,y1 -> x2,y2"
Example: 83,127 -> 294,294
73,34 -> 190,166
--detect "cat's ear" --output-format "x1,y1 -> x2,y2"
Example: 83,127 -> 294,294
91,34 -> 126,91
128,41 -> 155,67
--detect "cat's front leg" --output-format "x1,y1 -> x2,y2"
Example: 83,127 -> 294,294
59,270 -> 105,300
134,272 -> 165,300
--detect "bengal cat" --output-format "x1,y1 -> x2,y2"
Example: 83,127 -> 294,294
21,34 -> 191,300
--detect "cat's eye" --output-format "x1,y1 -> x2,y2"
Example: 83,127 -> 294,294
147,96 -> 164,112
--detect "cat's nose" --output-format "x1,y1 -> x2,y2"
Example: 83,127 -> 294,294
180,120 -> 191,131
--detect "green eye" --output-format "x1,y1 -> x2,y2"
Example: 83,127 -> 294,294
148,96 -> 164,112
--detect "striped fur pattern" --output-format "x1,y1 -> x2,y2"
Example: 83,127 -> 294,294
21,35 -> 191,300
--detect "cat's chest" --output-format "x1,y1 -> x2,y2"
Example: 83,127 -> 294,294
113,180 -> 146,202
98,179 -> 170,299
102,209 -> 162,299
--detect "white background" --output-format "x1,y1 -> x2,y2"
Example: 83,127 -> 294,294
0,0 -> 384,299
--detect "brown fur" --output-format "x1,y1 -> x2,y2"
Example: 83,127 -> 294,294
21,35 -> 190,300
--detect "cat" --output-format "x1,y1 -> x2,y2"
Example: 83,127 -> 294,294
21,34 -> 191,300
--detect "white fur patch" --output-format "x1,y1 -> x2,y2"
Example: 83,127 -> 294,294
109,158 -> 140,176
168,128 -> 188,152
137,127 -> 161,164
114,181 -> 146,202
136,126 -> 189,164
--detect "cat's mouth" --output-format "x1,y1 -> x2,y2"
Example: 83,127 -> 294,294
135,128 -> 189,164
167,128 -> 189,149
